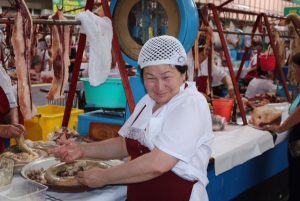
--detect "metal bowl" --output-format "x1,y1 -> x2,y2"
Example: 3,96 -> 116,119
21,157 -> 123,192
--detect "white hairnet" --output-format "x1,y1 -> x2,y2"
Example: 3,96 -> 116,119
138,35 -> 187,68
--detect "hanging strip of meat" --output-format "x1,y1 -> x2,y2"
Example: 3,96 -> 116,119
47,11 -> 70,100
11,0 -> 36,120
275,32 -> 285,68
283,14 -> 300,85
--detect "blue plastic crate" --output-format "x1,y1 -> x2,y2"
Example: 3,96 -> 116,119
78,110 -> 126,136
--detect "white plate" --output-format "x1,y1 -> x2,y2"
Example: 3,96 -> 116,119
21,157 -> 60,180
21,157 -> 124,181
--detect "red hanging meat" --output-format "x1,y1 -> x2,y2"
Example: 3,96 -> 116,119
47,10 -> 70,100
11,0 -> 36,120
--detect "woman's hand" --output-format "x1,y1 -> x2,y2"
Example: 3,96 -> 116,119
77,167 -> 108,188
48,143 -> 84,162
262,124 -> 280,133
0,124 -> 25,138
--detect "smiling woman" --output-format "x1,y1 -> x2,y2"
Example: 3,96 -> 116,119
49,35 -> 213,201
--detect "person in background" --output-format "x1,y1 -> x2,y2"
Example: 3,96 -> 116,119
50,35 -> 213,201
264,52 -> 300,201
68,46 -> 77,82
244,65 -> 277,99
36,38 -> 50,72
0,67 -> 25,153
243,49 -> 258,83
284,40 -> 290,65
30,55 -> 43,83
197,46 -> 235,98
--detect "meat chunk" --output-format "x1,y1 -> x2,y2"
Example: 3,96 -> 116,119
250,105 -> 282,128
11,0 -> 37,120
47,11 -> 70,100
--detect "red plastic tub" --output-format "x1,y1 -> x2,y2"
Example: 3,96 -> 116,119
212,98 -> 234,123
259,55 -> 276,71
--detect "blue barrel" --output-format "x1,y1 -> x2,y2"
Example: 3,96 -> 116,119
110,0 -> 199,67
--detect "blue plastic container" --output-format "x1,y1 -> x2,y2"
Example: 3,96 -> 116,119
81,77 -> 127,108
78,110 -> 125,136
276,65 -> 289,82
276,84 -> 297,98
244,60 -> 250,68
230,49 -> 237,61
237,51 -> 245,60
283,66 -> 289,78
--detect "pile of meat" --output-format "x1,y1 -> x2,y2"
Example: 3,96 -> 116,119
0,148 -> 39,164
246,93 -> 287,109
44,160 -> 97,186
48,127 -> 92,144
26,168 -> 47,184
56,161 -> 85,178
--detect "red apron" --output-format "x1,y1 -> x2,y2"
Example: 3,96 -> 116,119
0,86 -> 10,152
196,75 -> 208,94
125,138 -> 196,201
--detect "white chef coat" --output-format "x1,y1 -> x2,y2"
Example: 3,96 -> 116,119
0,67 -> 17,108
119,82 -> 214,201
198,59 -> 228,87
245,78 -> 277,99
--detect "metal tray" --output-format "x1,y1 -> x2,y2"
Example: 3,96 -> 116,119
21,157 -> 123,192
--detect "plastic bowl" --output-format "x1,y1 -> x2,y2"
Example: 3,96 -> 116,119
0,180 -> 48,201
0,158 -> 14,187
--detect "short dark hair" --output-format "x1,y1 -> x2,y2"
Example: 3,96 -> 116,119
174,65 -> 188,75
292,52 -> 300,66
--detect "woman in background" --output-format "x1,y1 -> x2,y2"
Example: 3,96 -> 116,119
0,67 -> 25,153
265,52 -> 300,201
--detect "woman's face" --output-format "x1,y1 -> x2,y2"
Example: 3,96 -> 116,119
143,64 -> 185,106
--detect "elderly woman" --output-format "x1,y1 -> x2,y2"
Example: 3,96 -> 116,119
0,67 -> 25,152
50,35 -> 213,201
265,52 -> 300,201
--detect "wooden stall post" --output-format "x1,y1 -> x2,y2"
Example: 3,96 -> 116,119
262,14 -> 292,102
102,0 -> 136,113
61,0 -> 94,127
236,14 -> 264,80
236,47 -> 252,80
